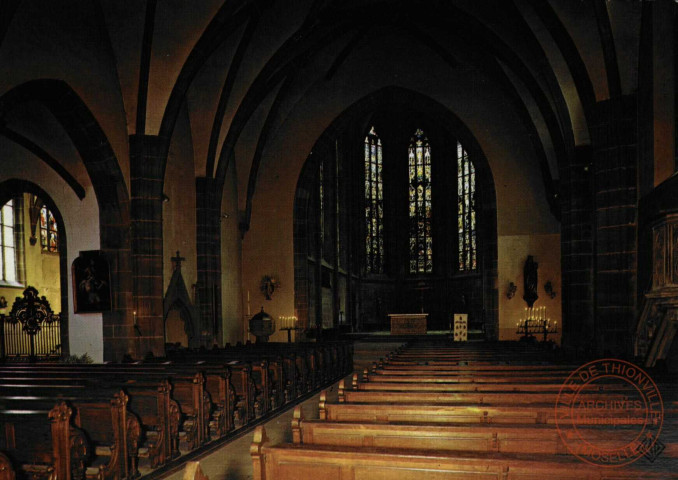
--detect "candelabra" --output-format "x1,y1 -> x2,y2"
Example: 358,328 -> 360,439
279,316 -> 301,343
516,306 -> 558,342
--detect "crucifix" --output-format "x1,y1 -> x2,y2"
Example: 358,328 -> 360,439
171,250 -> 185,271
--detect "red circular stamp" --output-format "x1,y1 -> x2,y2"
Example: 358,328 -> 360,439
555,359 -> 664,467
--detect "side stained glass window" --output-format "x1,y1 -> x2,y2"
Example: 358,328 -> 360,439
364,126 -> 384,274
40,205 -> 58,253
457,142 -> 477,271
0,200 -> 16,282
408,129 -> 432,274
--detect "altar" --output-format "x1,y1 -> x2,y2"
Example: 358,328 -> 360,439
388,313 -> 428,335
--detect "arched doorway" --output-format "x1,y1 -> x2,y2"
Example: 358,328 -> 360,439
0,180 -> 67,359
294,88 -> 498,338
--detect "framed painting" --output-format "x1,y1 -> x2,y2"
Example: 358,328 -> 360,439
72,250 -> 112,313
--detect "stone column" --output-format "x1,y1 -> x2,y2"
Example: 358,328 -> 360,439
560,145 -> 595,354
591,95 -> 638,356
129,134 -> 165,358
196,177 -> 221,346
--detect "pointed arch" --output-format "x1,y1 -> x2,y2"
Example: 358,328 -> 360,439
0,79 -> 130,360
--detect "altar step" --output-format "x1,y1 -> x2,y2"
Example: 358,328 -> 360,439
467,329 -> 485,342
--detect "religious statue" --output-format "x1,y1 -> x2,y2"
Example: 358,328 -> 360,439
523,255 -> 539,307
260,275 -> 280,300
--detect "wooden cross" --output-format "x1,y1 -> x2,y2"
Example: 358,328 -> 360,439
171,250 -> 185,271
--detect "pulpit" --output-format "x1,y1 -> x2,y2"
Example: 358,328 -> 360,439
388,313 -> 427,335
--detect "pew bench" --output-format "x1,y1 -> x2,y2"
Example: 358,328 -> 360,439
290,405 -> 677,458
362,371 -> 568,384
0,390 -> 140,480
0,402 -> 92,480
0,365 -> 210,452
251,425 -> 673,480
336,380 -> 636,406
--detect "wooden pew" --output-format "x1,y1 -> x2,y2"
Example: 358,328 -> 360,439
318,389 -> 556,424
0,452 -> 15,480
336,380 -> 633,406
182,462 -> 208,480
0,365 -> 210,452
319,389 -> 660,426
251,425 -> 672,480
0,389 -> 139,480
290,405 -> 676,458
353,376 -> 630,393
376,363 -> 576,373
0,402 -> 92,480
0,375 -> 177,468
170,354 -> 273,419
361,369 -> 567,384
215,345 -> 315,396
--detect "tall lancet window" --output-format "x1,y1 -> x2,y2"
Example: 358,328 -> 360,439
457,141 -> 477,271
0,200 -> 17,283
409,129 -> 432,273
364,126 -> 384,273
40,205 -> 58,253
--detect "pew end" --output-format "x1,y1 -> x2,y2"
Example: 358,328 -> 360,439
291,406 -> 304,444
351,373 -> 359,389
182,462 -> 209,480
319,390 -> 328,420
0,451 -> 15,480
250,426 -> 268,480
338,379 -> 345,403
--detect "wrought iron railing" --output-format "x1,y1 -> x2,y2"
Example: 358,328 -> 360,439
0,286 -> 61,360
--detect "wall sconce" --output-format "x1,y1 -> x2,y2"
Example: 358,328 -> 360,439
544,281 -> 557,299
506,282 -> 517,299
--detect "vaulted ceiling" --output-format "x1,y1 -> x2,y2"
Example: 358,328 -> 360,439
0,0 -> 643,223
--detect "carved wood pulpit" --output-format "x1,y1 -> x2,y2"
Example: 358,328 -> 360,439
635,214 -> 678,366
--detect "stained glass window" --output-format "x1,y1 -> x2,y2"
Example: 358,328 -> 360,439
1,200 -> 17,282
457,142 -> 476,271
40,205 -> 58,253
364,126 -> 384,274
408,129 -> 432,274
